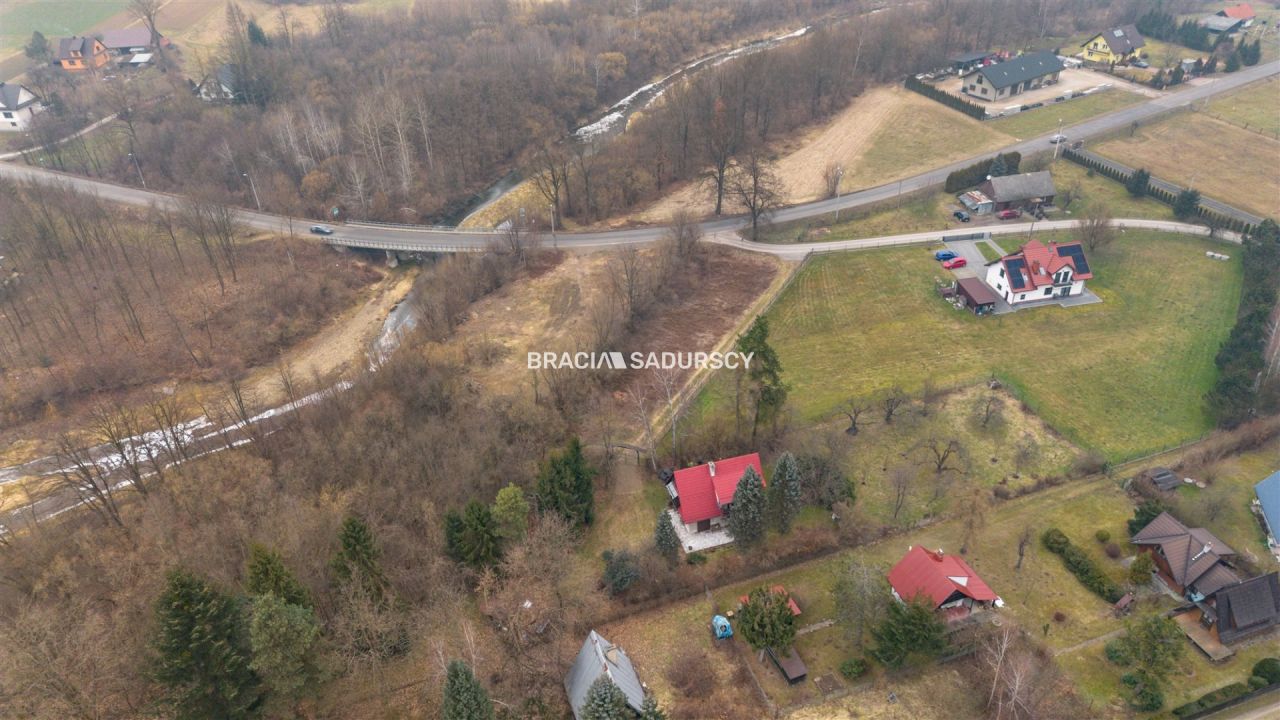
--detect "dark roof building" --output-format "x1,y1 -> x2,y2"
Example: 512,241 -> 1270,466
980,171 -> 1057,207
0,82 -> 39,113
1213,572 -> 1280,644
1132,512 -> 1241,599
1083,25 -> 1146,57
1200,15 -> 1245,34
1141,467 -> 1181,492
564,631 -> 645,719
976,51 -> 1064,90
100,28 -> 163,52
955,277 -> 998,314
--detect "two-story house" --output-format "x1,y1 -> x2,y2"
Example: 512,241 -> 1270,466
1081,25 -> 1146,64
985,239 -> 1092,306
56,36 -> 110,72
0,83 -> 43,132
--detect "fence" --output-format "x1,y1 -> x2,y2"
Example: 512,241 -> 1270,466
345,219 -> 497,234
1061,147 -> 1265,233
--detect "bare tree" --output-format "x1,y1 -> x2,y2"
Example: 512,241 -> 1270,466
728,149 -> 783,240
53,434 -> 123,527
1015,525 -> 1034,570
889,463 -> 914,522
880,386 -> 908,425
832,558 -> 888,648
822,162 -> 843,199
838,398 -> 871,436
651,367 -> 686,467
129,0 -> 166,66
665,209 -> 703,259
1078,203 -> 1114,252
972,390 -> 1004,429
607,246 -> 653,327
957,481 -> 990,555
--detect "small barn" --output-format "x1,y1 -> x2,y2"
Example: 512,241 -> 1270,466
765,646 -> 808,685
564,630 -> 646,719
955,277 -> 998,315
1212,572 -> 1280,644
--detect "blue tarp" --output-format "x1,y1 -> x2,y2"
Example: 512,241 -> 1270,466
712,615 -> 732,639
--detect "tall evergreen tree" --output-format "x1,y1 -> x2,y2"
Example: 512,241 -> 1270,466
491,483 -> 530,541
870,598 -> 947,668
535,437 -> 596,527
767,452 -> 803,534
654,510 -> 680,563
1225,52 -> 1242,72
989,153 -> 1008,178
638,695 -> 668,720
245,543 -> 311,608
735,316 -> 787,439
454,500 -> 502,568
1173,188 -> 1201,219
442,660 -> 494,720
152,569 -> 262,720
1126,168 -> 1150,197
330,515 -> 387,601
248,593 -> 323,710
23,31 -> 50,60
737,587 -> 798,652
581,676 -> 630,720
726,466 -> 767,550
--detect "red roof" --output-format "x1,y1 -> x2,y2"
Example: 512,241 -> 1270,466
887,546 -> 998,607
740,585 -> 803,616
998,239 -> 1092,291
673,453 -> 764,524
1221,3 -> 1254,19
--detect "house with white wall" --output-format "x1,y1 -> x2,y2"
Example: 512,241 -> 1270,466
985,239 -> 1092,305
0,83 -> 42,132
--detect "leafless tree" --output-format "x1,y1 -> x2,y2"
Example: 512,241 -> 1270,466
823,162 -> 843,199
973,390 -> 1004,429
889,463 -> 914,522
607,246 -> 653,328
728,149 -> 783,240
1079,203 -> 1115,252
880,386 -> 908,425
832,558 -> 888,649
838,398 -> 872,436
89,402 -> 153,495
1015,526 -> 1034,570
957,481 -> 990,555
665,209 -> 703,260
1013,434 -> 1040,475
129,0 -> 166,65
53,434 -> 123,527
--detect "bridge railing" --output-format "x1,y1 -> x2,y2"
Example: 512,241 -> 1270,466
344,220 -> 498,234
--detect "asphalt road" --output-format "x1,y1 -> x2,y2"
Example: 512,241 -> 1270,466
0,60 -> 1274,256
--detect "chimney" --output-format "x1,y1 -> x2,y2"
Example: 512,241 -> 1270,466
707,461 -> 716,477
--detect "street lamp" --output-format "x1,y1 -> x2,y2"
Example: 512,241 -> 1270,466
128,152 -> 146,189
1052,118 -> 1064,161
242,172 -> 261,212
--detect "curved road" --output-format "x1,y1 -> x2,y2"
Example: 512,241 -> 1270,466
0,60 -> 1275,256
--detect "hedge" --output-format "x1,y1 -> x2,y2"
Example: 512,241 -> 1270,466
944,152 -> 1022,193
1172,682 -> 1251,717
1254,658 -> 1280,685
1041,528 -> 1124,602
904,75 -> 988,120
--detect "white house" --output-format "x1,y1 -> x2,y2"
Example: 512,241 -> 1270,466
0,83 -> 43,132
985,239 -> 1092,305
196,64 -> 240,103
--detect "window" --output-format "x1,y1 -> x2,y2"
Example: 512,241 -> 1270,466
995,283 -> 1002,291
999,268 -> 1005,278
2,112 -> 10,119
1044,287 -> 1052,296
1019,294 -> 1026,300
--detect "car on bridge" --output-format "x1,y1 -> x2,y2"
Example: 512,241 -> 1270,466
935,249 -> 958,261
309,225 -> 335,235
942,257 -> 967,269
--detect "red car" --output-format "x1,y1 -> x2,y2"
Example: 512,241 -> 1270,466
942,257 -> 967,269
997,209 -> 1022,220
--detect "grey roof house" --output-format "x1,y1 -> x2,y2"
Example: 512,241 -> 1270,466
963,51 -> 1063,102
565,630 -> 645,719
1212,572 -> 1280,644
1132,512 -> 1240,599
978,171 -> 1057,210
1200,15 -> 1244,34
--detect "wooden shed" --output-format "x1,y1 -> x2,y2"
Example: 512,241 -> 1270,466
955,277 -> 998,315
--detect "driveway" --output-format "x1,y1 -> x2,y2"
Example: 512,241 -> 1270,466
940,236 -> 1002,279
940,235 -> 1103,315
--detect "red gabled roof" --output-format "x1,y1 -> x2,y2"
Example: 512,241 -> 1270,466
673,453 -> 764,524
998,239 -> 1092,291
888,546 -> 998,607
1221,3 -> 1254,19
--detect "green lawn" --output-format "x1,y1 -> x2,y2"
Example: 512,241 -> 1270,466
1206,77 -> 1280,138
712,231 -> 1241,461
757,192 -> 954,244
976,240 -> 1003,262
0,0 -> 129,54
1048,159 -> 1176,221
990,89 -> 1145,139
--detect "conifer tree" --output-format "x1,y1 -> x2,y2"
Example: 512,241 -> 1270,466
249,593 -> 323,710
638,695 -> 668,720
153,569 -> 261,720
767,452 -> 803,534
737,586 -> 797,652
1126,168 -> 1150,197
582,676 -> 629,720
457,500 -> 502,568
726,466 -> 767,549
245,543 -> 311,608
442,660 -> 494,720
536,437 -> 596,527
735,316 -> 787,439
870,597 -> 947,668
654,510 -> 680,563
331,515 -> 387,601
491,483 -> 530,542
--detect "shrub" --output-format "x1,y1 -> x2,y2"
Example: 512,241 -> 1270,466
1095,529 -> 1111,543
1129,552 -> 1156,585
1105,639 -> 1132,666
1105,543 -> 1122,559
666,650 -> 717,698
1172,682 -> 1251,717
1041,528 -> 1070,553
1052,611 -> 1067,623
1253,657 -> 1280,685
685,552 -> 708,566
839,657 -> 869,680
601,550 -> 641,595
1248,674 -> 1269,690
1042,528 -> 1123,602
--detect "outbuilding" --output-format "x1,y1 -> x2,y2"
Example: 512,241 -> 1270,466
954,277 -> 998,315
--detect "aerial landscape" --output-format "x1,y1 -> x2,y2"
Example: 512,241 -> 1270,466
1,0 -> 1280,719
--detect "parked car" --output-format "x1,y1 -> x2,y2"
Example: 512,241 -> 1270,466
952,210 -> 971,222
942,257 -> 967,269
1132,60 -> 1150,68
997,209 -> 1022,220
1049,134 -> 1067,144
934,249 -> 957,261
309,225 -> 335,235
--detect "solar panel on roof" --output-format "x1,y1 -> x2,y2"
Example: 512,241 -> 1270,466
1056,244 -> 1090,274
1005,259 -> 1027,289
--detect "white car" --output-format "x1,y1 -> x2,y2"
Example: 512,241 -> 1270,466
1049,134 -> 1068,144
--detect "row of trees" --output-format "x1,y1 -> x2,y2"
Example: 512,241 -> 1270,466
943,151 -> 1023,193
1208,220 -> 1280,426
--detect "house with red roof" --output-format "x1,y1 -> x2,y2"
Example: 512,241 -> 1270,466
984,238 -> 1092,306
1218,3 -> 1255,27
672,453 -> 764,533
888,546 -> 1001,622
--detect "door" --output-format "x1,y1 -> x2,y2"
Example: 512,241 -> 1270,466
697,519 -> 711,532
1059,286 -> 1071,297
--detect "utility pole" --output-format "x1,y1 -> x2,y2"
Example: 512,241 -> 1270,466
834,165 -> 844,223
128,152 -> 147,189
1052,118 -> 1064,161
243,172 -> 262,211
549,202 -> 557,248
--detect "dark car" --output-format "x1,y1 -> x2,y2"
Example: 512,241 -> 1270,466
934,249 -> 958,261
953,210 -> 971,222
309,225 -> 335,235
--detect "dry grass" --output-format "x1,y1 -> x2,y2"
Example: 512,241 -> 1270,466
1093,111 -> 1280,218
1205,76 -> 1280,139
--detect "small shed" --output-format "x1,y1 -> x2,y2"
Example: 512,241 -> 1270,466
951,50 -> 997,75
765,646 -> 808,684
955,278 -> 998,315
959,190 -> 994,214
1140,467 -> 1181,491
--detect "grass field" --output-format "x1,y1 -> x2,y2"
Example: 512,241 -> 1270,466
0,0 -> 129,55
757,192 -> 954,244
1048,160 -> 1176,221
710,231 -> 1241,461
989,89 -> 1145,139
1205,77 -> 1280,139
976,240 -> 1003,262
1094,112 -> 1280,218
